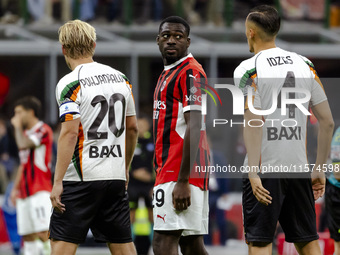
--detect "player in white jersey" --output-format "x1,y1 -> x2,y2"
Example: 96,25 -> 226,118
49,20 -> 138,255
234,5 -> 334,255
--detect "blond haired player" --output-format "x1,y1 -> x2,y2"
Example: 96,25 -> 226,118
234,5 -> 334,255
49,20 -> 138,255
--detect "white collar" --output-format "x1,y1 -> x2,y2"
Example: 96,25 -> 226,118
164,53 -> 193,71
26,121 -> 43,135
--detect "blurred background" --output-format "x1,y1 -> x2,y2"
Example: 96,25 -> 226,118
0,0 -> 340,254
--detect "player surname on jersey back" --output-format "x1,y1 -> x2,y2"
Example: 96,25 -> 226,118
79,73 -> 125,88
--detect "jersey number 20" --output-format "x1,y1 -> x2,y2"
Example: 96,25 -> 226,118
88,94 -> 126,140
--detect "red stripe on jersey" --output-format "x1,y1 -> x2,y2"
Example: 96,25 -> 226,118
19,123 -> 53,198
153,56 -> 210,190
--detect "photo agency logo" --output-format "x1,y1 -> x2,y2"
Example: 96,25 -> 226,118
201,78 -> 312,131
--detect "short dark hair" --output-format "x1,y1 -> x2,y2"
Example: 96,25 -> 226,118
248,5 -> 280,36
159,16 -> 190,36
14,96 -> 42,119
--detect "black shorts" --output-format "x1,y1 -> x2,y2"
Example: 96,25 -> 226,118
325,179 -> 340,241
49,180 -> 132,244
128,182 -> 153,209
243,173 -> 318,243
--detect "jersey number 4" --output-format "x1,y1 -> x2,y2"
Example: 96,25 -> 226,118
277,71 -> 296,118
88,94 -> 126,140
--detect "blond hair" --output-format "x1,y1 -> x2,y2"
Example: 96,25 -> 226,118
58,20 -> 96,59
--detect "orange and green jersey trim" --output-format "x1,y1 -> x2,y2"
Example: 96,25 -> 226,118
72,123 -> 84,181
60,80 -> 81,102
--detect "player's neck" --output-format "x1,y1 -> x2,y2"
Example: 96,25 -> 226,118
254,41 -> 276,55
26,118 -> 39,130
69,57 -> 94,71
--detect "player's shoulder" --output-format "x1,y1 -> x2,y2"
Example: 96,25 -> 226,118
181,55 -> 207,77
234,54 -> 258,80
56,68 -> 80,99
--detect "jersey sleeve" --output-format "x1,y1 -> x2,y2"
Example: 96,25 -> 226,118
56,78 -> 81,122
299,55 -> 327,106
234,63 -> 260,110
179,68 -> 206,113
119,71 -> 136,117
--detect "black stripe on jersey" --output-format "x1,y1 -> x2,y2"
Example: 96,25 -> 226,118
154,69 -> 175,171
186,69 -> 193,106
161,62 -> 189,170
30,150 -> 35,181
178,77 -> 183,101
72,138 -> 83,181
24,168 -> 30,197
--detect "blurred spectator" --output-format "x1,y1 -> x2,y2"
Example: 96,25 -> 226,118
0,116 -> 18,180
128,115 -> 154,255
0,0 -> 20,24
27,0 -> 53,25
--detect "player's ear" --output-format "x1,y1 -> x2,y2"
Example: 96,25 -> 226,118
156,35 -> 160,45
186,37 -> 191,48
61,45 -> 67,56
93,42 -> 96,49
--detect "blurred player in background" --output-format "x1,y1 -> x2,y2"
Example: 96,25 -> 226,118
10,96 -> 53,255
128,114 -> 154,255
325,126 -> 340,255
234,5 -> 334,255
152,16 -> 210,255
49,20 -> 138,255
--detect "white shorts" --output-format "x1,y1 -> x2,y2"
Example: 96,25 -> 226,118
153,182 -> 209,236
17,191 -> 51,236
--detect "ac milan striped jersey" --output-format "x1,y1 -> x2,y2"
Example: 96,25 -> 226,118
56,62 -> 136,181
19,121 -> 53,198
153,54 -> 210,190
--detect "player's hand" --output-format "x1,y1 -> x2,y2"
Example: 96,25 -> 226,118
172,181 -> 191,211
50,181 -> 65,213
249,174 -> 272,206
10,115 -> 22,129
10,188 -> 19,207
311,170 -> 325,200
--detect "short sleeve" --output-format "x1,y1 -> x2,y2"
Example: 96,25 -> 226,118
56,79 -> 81,122
119,72 -> 136,117
179,69 -> 206,113
299,56 -> 327,106
234,64 -> 260,110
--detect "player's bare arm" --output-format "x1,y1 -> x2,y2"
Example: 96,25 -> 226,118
50,118 -> 80,213
10,164 -> 23,206
11,115 -> 36,149
172,111 -> 201,211
311,100 -> 334,200
244,109 -> 272,206
125,115 -> 138,190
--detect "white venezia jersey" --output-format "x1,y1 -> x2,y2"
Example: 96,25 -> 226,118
56,62 -> 136,181
234,47 -> 327,171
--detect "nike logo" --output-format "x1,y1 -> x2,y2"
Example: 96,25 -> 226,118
157,214 -> 166,223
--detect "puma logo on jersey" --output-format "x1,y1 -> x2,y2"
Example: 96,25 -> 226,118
189,74 -> 198,80
157,214 -> 166,223
89,145 -> 122,158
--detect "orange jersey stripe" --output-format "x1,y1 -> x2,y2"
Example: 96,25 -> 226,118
70,85 -> 81,102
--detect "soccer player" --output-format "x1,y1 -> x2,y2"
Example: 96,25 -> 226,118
325,126 -> 340,255
234,5 -> 334,255
10,96 -> 53,255
49,20 -> 138,255
153,16 -> 210,255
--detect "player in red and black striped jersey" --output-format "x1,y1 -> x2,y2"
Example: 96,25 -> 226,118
10,96 -> 53,255
152,16 -> 210,255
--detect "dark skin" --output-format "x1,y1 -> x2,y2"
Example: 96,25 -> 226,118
153,22 -> 208,255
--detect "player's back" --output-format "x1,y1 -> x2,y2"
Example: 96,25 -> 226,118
56,62 -> 135,181
235,47 -> 326,170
